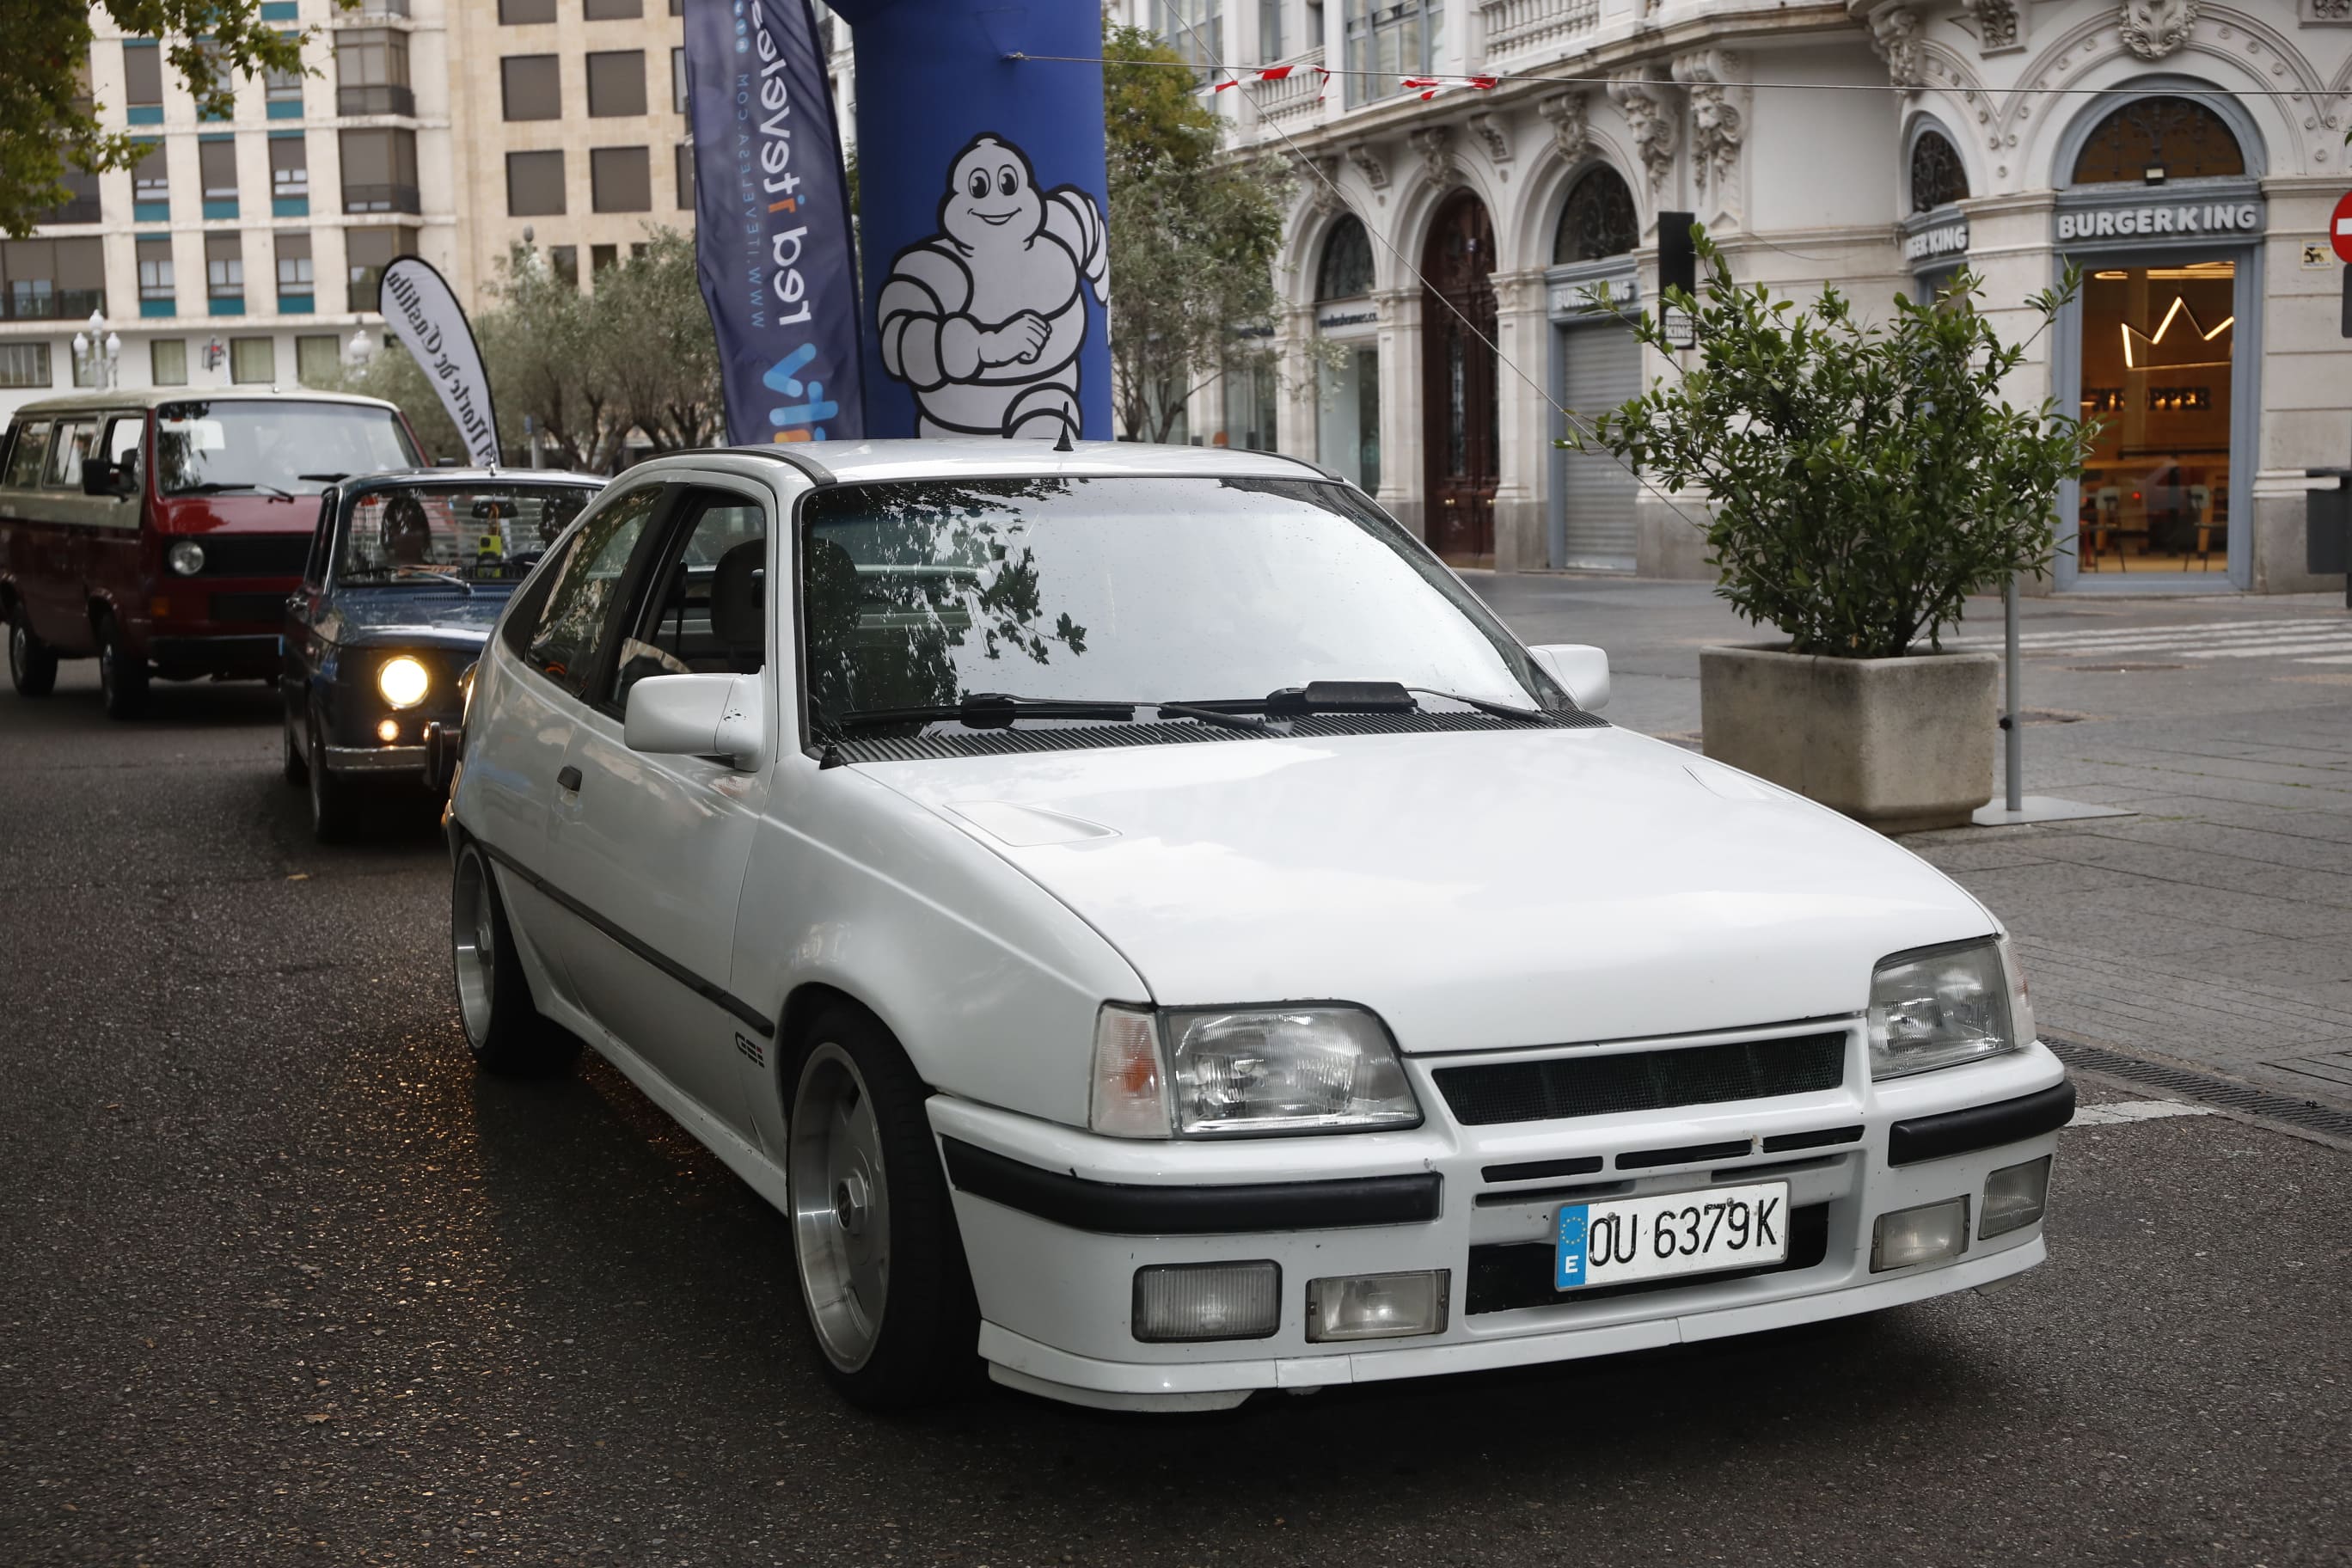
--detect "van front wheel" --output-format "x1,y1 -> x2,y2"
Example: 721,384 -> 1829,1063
95,611 -> 145,719
8,605 -> 56,697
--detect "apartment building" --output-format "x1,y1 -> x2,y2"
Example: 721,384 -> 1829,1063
1187,0 -> 2350,594
0,0 -> 458,422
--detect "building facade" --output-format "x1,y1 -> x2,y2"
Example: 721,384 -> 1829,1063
2,0 -> 459,422
1195,0 -> 2350,593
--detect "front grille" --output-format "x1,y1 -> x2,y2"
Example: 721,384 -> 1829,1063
187,533 -> 309,578
209,591 -> 289,624
1466,1203 -> 1831,1315
1434,1030 -> 1847,1127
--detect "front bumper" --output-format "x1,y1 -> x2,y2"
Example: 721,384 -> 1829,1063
930,1026 -> 2069,1411
321,744 -> 429,775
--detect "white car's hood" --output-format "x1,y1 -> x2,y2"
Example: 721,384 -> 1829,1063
858,728 -> 1994,1053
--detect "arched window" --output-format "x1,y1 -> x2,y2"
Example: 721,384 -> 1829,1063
1909,129 -> 1968,213
1553,167 -> 1638,264
1315,215 -> 1375,301
2072,95 -> 2245,185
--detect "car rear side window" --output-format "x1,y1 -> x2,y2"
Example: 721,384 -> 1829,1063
3,423 -> 50,489
520,484 -> 665,699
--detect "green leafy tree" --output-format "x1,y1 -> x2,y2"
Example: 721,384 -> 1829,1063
1571,229 -> 2097,658
1103,23 -> 1290,443
2,0 -> 336,238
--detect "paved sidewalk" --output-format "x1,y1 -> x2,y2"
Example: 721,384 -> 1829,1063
1477,573 -> 2352,1111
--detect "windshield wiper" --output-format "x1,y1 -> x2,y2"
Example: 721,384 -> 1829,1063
1155,702 -> 1271,732
1173,681 -> 1566,725
826,693 -> 1136,731
297,472 -> 350,483
1404,686 -> 1566,724
182,481 -> 295,499
373,567 -> 474,596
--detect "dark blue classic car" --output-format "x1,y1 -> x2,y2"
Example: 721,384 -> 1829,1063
282,469 -> 603,839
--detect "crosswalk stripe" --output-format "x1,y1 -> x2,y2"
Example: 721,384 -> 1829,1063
2001,623 -> 2349,647
1994,617 -> 2343,642
2294,653 -> 2352,666
2178,640 -> 2352,658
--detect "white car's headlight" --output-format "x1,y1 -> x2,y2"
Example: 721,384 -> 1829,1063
1089,1003 -> 1423,1138
377,655 -> 430,710
1868,938 -> 2019,1080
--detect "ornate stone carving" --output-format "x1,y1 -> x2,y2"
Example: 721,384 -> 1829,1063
1293,152 -> 1344,217
1672,49 -> 1747,209
1962,0 -> 2018,49
1344,141 -> 1389,192
1607,77 -> 1678,198
2120,0 -> 2199,58
1869,6 -> 1926,89
1467,113 -> 1512,166
1409,125 -> 1458,187
1539,90 -> 1591,165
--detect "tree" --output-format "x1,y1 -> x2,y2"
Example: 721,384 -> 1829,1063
1102,23 -> 1290,443
2,1 -> 332,238
1573,227 -> 2095,658
332,230 -> 722,472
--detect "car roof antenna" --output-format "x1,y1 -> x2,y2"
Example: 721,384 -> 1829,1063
1053,421 -> 1075,454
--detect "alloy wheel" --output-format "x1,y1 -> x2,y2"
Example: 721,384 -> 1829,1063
789,1043 -> 891,1373
450,851 -> 498,1048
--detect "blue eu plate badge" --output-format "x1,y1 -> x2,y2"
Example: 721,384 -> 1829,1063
1556,1204 -> 1590,1289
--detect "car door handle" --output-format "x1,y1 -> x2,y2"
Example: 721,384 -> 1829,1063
557,765 -> 582,793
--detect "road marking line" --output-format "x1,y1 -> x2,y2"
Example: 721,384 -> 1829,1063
2067,1099 -> 2216,1127
2177,640 -> 2352,659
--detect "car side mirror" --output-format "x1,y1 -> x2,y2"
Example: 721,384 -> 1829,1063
81,457 -> 116,497
1528,644 -> 1610,712
623,672 -> 763,767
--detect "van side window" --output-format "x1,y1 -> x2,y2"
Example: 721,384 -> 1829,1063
5,423 -> 53,489
46,421 -> 96,488
103,416 -> 144,488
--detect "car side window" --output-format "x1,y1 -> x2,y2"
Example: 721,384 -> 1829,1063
520,485 -> 667,700
44,422 -> 95,489
1,424 -> 47,489
102,415 -> 144,491
604,488 -> 769,712
303,493 -> 338,591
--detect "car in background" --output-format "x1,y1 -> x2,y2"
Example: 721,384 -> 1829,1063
444,441 -> 2071,1414
284,470 -> 601,840
2,389 -> 422,717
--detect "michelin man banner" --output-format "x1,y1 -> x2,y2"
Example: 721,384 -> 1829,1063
684,0 -> 865,444
842,0 -> 1110,441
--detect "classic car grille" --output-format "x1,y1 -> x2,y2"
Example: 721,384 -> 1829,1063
208,591 -> 290,624
1433,1031 -> 1848,1127
187,534 -> 310,578
1465,1203 -> 1831,1315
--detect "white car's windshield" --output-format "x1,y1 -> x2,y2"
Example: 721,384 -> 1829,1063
799,476 -> 1568,723
156,400 -> 420,498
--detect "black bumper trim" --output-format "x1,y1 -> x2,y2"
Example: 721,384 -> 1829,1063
940,1137 -> 1443,1235
1887,1079 -> 2075,1167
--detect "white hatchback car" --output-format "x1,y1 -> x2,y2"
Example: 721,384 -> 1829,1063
444,441 -> 2072,1412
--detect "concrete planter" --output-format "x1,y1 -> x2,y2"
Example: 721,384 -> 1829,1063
1699,644 -> 1999,834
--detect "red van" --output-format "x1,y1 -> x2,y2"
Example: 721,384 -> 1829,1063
1,389 -> 423,717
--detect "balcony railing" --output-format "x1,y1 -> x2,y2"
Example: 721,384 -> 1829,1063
41,193 -> 103,225
1246,49 -> 1326,128
338,83 -> 416,117
356,0 -> 412,14
342,182 -> 421,214
1479,0 -> 1599,56
1,288 -> 106,322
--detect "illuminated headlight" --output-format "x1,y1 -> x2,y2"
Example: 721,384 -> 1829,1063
167,540 -> 205,576
1868,938 -> 2018,1080
1166,1006 -> 1419,1136
377,655 -> 430,709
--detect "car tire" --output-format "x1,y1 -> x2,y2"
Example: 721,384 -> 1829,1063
8,604 -> 57,697
307,718 -> 359,842
283,705 -> 309,786
95,610 -> 145,719
450,842 -> 578,1078
786,1002 -> 979,1411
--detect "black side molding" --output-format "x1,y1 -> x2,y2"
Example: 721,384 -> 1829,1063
940,1138 -> 1442,1235
1888,1079 -> 2075,1167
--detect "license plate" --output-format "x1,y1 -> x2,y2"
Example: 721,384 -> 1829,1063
1556,1181 -> 1791,1291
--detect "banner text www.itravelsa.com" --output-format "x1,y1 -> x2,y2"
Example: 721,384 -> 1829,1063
377,257 -> 501,468
684,0 -> 863,444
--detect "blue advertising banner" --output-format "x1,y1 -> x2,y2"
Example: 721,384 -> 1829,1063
838,0 -> 1111,441
683,0 -> 864,444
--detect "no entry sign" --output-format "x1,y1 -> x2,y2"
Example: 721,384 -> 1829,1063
2332,188 -> 2352,265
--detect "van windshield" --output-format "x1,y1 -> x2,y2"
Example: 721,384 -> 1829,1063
155,400 -> 420,498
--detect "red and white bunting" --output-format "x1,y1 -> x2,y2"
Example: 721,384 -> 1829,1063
1401,72 -> 1501,100
1210,64 -> 1335,95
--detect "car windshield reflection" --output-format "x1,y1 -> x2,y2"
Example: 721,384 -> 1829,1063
340,485 -> 594,587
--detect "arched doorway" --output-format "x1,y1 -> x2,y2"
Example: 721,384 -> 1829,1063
1314,214 -> 1381,495
1421,191 -> 1498,567
1549,165 -> 1640,569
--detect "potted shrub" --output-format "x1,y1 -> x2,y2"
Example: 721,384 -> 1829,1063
1573,230 -> 2094,832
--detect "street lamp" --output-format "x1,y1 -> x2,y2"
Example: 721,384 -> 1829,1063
71,307 -> 121,389
347,327 -> 377,367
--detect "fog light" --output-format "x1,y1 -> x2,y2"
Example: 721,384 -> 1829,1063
1307,1270 -> 1449,1343
1871,1197 -> 1969,1273
1131,1262 -> 1279,1343
1981,1155 -> 2052,1239
377,719 -> 400,744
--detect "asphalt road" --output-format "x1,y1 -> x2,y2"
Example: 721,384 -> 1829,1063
3,665 -> 2348,1568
